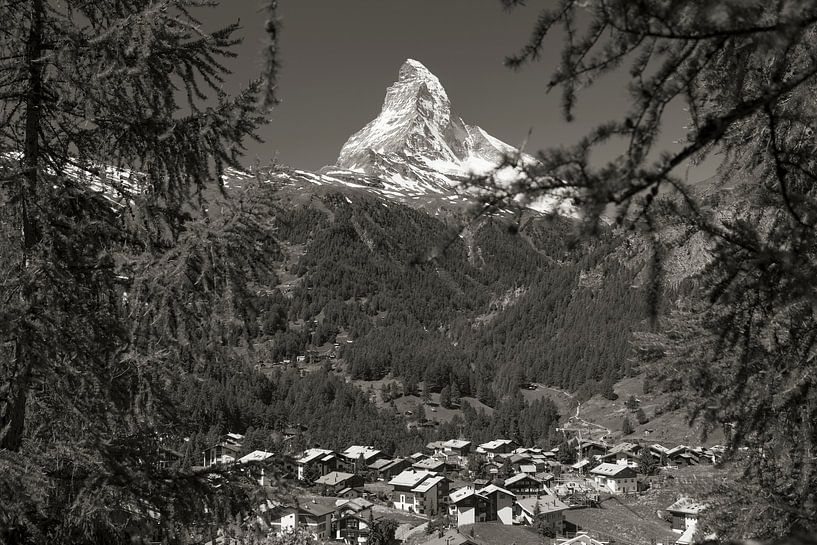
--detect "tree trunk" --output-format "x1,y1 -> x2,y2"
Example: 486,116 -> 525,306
0,0 -> 44,452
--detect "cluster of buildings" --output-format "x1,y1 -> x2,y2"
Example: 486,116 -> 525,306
198,433 -> 710,545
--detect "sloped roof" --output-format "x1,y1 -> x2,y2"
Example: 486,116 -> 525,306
388,468 -> 435,488
479,439 -> 514,451
297,448 -> 334,464
342,445 -> 382,460
589,462 -> 636,477
412,475 -> 446,493
505,473 -> 541,487
444,439 -> 472,449
299,501 -> 336,518
477,483 -> 515,497
238,450 -> 274,464
315,471 -> 355,486
449,487 -> 487,504
515,495 -> 568,515
666,497 -> 707,515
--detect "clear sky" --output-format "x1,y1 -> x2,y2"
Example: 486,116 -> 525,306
200,0 -> 712,181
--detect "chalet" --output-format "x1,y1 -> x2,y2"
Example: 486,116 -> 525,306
411,475 -> 449,516
373,458 -> 411,480
267,502 -> 335,540
535,472 -> 555,487
335,498 -> 378,544
296,448 -> 337,481
449,487 -> 490,527
575,439 -> 607,460
337,487 -> 365,499
202,436 -> 243,467
426,441 -> 448,455
571,459 -> 592,474
513,495 -> 569,534
443,439 -> 472,456
298,502 -> 335,540
600,442 -> 641,466
388,469 -> 448,515
238,450 -> 275,485
477,484 -> 516,525
517,464 -> 538,475
341,445 -> 386,472
477,439 -> 518,459
589,463 -> 638,494
504,473 -> 543,497
335,511 -> 378,544
412,457 -> 447,472
315,471 -> 365,496
666,497 -> 707,540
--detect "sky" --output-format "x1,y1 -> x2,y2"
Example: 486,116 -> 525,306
199,0 -> 713,181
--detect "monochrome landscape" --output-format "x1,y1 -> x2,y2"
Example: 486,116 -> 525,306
1,2 -> 816,545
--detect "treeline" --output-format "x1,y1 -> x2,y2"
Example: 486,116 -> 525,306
267,186 -> 649,401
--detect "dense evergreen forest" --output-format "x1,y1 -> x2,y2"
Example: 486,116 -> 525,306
169,175 -> 650,452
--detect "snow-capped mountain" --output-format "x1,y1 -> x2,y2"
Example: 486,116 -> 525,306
332,59 -> 531,197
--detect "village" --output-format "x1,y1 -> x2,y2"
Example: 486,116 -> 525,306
199,432 -> 719,545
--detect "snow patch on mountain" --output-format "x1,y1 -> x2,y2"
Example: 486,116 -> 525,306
336,59 -> 541,200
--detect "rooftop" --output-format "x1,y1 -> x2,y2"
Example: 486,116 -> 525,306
589,463 -> 634,477
238,450 -> 274,464
477,483 -> 515,497
388,468 -> 436,488
444,439 -> 471,449
297,448 -> 334,464
342,445 -> 383,460
412,475 -> 446,493
479,439 -> 514,451
516,495 -> 569,515
449,486 -> 487,504
666,497 -> 707,515
315,471 -> 356,486
505,473 -> 541,487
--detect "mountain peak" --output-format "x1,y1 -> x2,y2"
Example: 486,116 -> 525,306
336,58 -> 527,194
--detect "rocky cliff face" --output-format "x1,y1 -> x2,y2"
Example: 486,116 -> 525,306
334,59 -> 529,196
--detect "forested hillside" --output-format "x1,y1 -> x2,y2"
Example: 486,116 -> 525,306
267,179 -> 649,400
165,173 -> 651,451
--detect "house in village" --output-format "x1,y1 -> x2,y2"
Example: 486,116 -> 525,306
388,468 -> 448,516
238,450 -> 275,485
589,463 -> 638,494
575,439 -> 607,460
267,501 -> 335,540
334,498 -> 379,544
295,448 -> 337,481
315,471 -> 365,496
449,487 -> 490,527
477,439 -> 519,460
443,439 -> 472,456
426,441 -> 448,456
202,433 -> 244,467
599,442 -> 641,467
341,445 -> 386,472
504,473 -> 544,497
513,495 -> 569,534
477,484 -> 516,525
666,497 -> 707,545
371,458 -> 411,481
413,456 -> 447,473
571,459 -> 592,474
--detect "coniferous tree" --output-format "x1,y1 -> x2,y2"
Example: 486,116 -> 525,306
0,0 -> 280,542
495,0 -> 817,538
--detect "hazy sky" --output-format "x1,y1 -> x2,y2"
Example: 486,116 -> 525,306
201,0 -> 712,181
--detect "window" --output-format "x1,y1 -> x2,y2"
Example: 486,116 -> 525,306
400,494 -> 405,504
